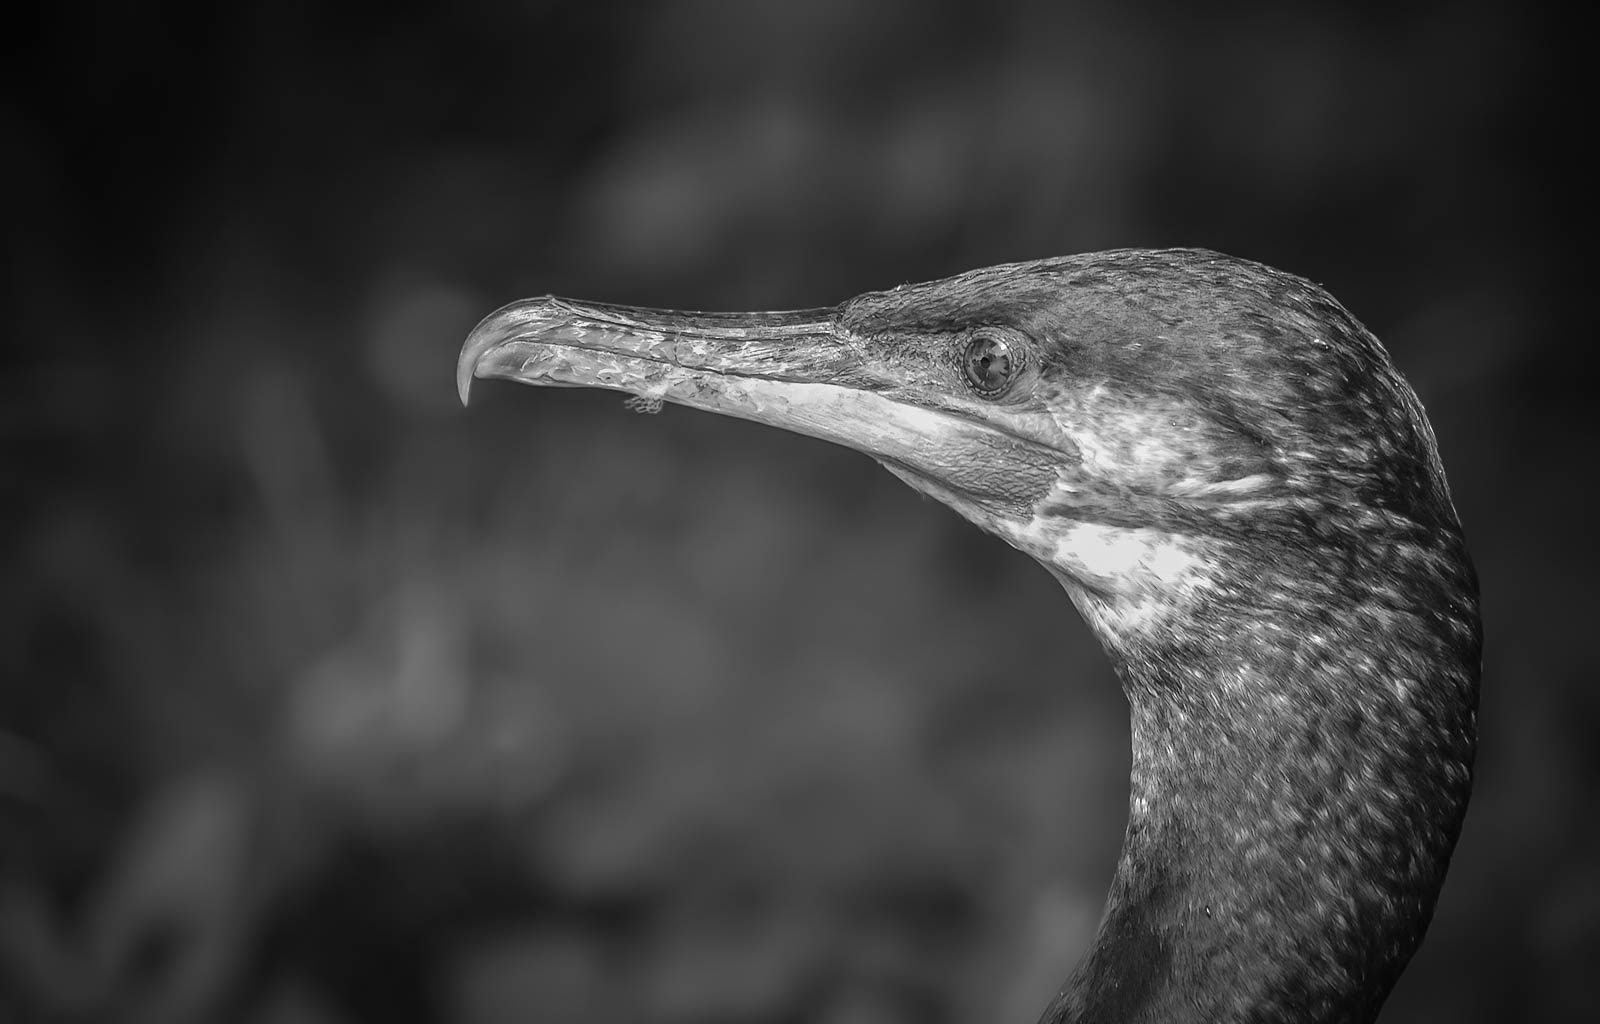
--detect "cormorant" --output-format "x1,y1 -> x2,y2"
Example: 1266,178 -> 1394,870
456,249 -> 1480,1023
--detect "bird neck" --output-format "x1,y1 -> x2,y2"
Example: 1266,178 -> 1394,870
1041,566 -> 1478,1024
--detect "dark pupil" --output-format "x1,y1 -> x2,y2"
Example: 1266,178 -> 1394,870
964,335 -> 1013,392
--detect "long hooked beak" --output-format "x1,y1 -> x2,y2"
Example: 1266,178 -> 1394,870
456,291 -> 1066,530
455,295 -> 965,462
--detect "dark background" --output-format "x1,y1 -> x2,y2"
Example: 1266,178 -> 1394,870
2,2 -> 1587,1022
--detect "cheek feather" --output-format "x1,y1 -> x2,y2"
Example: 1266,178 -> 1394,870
1044,384 -> 1275,497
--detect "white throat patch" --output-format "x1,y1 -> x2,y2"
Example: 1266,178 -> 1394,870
996,483 -> 1215,637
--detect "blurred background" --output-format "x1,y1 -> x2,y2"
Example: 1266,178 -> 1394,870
1,1 -> 1585,1021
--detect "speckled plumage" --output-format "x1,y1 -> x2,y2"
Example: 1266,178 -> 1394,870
460,248 -> 1481,1024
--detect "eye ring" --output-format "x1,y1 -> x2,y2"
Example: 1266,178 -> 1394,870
961,329 -> 1024,397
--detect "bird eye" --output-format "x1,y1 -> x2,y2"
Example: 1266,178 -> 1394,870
961,330 -> 1022,397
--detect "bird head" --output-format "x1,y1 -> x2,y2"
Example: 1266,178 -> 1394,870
457,249 -> 1472,666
